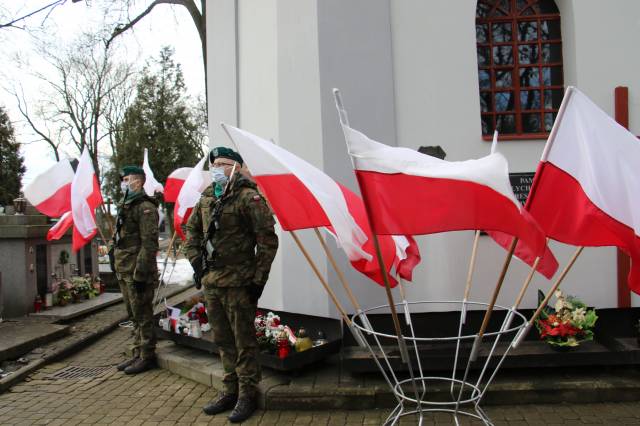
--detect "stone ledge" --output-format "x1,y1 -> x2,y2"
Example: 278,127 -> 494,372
157,340 -> 640,410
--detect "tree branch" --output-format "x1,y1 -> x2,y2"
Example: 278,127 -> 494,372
105,0 -> 200,48
0,0 -> 68,30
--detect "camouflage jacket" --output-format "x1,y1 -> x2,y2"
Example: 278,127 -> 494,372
113,193 -> 159,283
184,176 -> 278,288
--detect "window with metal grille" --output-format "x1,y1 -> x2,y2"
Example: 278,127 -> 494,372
476,0 -> 564,139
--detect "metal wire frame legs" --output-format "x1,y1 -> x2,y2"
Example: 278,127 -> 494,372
350,300 -> 528,426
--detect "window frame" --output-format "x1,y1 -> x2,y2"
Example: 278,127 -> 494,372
476,0 -> 564,141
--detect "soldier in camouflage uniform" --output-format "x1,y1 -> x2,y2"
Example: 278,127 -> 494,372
185,148 -> 278,423
111,166 -> 160,375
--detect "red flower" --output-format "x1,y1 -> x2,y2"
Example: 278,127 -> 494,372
538,318 -> 581,339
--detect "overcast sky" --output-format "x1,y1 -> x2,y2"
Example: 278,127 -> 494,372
0,1 -> 205,186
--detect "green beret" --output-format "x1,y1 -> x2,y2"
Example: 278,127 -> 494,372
120,165 -> 145,178
209,147 -> 243,165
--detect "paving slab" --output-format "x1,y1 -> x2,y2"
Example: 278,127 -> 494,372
31,292 -> 123,321
0,320 -> 69,362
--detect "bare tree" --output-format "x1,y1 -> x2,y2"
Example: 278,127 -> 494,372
11,32 -> 135,181
0,0 -> 83,31
105,1 -> 206,87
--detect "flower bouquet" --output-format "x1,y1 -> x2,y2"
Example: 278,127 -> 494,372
535,290 -> 598,349
56,280 -> 73,306
255,311 -> 297,359
70,276 -> 99,301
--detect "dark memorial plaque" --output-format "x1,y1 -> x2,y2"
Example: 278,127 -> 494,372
509,172 -> 535,205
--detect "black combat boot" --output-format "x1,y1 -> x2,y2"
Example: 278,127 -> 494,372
123,357 -> 157,375
116,357 -> 138,371
202,393 -> 238,415
227,395 -> 257,423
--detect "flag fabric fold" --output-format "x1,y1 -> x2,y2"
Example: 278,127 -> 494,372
485,131 -> 559,280
222,123 -> 421,288
174,157 -> 208,240
342,124 -> 547,259
526,87 -> 640,293
392,235 -> 421,282
71,148 -> 103,251
46,211 -> 73,241
143,148 -> 164,196
487,230 -> 558,279
24,159 -> 74,218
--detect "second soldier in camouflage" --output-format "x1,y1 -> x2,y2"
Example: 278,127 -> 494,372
112,166 -> 160,375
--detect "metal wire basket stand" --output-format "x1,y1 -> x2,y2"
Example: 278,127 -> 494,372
350,300 -> 528,426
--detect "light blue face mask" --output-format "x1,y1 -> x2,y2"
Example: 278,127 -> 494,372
210,167 -> 228,186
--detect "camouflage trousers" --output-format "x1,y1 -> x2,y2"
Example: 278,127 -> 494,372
121,274 -> 158,360
117,278 -> 137,356
204,285 -> 260,397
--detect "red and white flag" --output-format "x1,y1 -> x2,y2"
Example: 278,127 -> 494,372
174,157 -> 209,240
164,167 -> 209,203
485,132 -> 559,279
143,148 -> 164,196
222,123 -> 421,287
47,211 -> 73,241
24,159 -> 74,217
526,87 -> 640,293
71,148 -> 103,251
342,124 -> 547,258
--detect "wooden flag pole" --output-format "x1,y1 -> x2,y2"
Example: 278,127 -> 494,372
460,231 -> 482,324
464,231 -> 482,301
312,228 -> 363,313
477,238 -> 518,335
513,256 -> 541,310
290,230 -> 353,326
165,231 -> 178,260
513,246 -> 584,348
510,238 -> 549,310
94,218 -> 110,248
99,203 -> 115,237
370,232 -> 412,362
467,237 -> 517,362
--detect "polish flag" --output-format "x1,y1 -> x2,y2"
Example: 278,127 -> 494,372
24,159 -> 74,217
221,123 -> 421,287
71,148 -> 103,251
143,148 -> 164,196
164,167 -> 209,203
174,157 -> 209,240
342,124 -> 546,258
481,131 -> 559,279
526,87 -> 640,293
47,211 -> 73,241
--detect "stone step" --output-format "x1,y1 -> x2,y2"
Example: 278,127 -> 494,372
31,292 -> 123,322
0,320 -> 70,362
157,340 -> 640,410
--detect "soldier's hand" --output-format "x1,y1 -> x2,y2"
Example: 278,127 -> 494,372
193,273 -> 202,290
108,246 -> 116,273
248,284 -> 264,304
190,259 -> 203,290
133,280 -> 146,293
